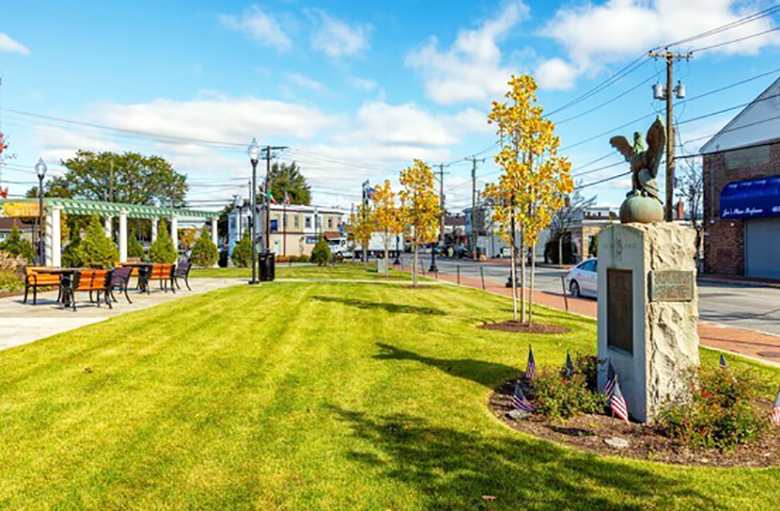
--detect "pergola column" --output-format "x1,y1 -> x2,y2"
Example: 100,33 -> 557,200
171,215 -> 179,252
45,206 -> 62,267
151,218 -> 158,243
210,217 -> 219,268
104,216 -> 112,239
119,211 -> 128,263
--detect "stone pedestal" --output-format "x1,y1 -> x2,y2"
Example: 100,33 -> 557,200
597,223 -> 699,423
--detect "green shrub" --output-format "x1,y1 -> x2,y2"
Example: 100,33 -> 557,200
231,231 -> 253,268
190,232 -> 219,267
149,222 -> 178,263
310,235 -> 331,266
76,215 -> 119,269
0,252 -> 24,291
62,230 -> 82,268
127,230 -> 146,260
657,366 -> 767,450
532,367 -> 606,420
0,224 -> 35,263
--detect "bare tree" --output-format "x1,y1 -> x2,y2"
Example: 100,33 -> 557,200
547,188 -> 596,264
676,157 -> 704,263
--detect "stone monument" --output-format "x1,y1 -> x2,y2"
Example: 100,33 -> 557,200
598,117 -> 699,423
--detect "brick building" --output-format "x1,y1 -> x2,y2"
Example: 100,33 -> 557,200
701,77 -> 780,279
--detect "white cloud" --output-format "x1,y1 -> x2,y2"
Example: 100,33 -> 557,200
543,0 -> 780,85
535,58 -> 579,91
0,33 -> 30,55
405,1 -> 529,105
220,6 -> 293,52
308,9 -> 371,59
287,73 -> 330,94
349,77 -> 377,91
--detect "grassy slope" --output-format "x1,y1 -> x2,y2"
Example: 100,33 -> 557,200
0,272 -> 778,509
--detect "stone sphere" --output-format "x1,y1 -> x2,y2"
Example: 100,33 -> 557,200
619,195 -> 664,224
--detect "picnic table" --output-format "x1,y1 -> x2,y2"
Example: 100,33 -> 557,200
118,262 -> 154,293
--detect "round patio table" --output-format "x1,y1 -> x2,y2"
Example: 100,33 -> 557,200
118,262 -> 154,293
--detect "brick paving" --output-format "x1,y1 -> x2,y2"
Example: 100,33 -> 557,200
401,264 -> 780,366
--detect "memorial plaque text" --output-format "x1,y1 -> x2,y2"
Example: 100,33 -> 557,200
650,270 -> 694,302
607,268 -> 633,354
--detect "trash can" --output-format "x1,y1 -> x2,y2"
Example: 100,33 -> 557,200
258,250 -> 276,282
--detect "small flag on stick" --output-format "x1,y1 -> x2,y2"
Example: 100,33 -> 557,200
525,346 -> 536,381
604,360 -> 616,397
719,353 -> 729,369
772,386 -> 780,427
610,378 -> 630,423
511,382 -> 535,412
564,352 -> 574,378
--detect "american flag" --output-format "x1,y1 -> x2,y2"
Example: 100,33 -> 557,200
511,382 -> 535,412
604,360 -> 616,397
719,353 -> 729,369
564,352 -> 574,378
773,386 -> 780,427
610,378 -> 630,423
525,346 -> 536,381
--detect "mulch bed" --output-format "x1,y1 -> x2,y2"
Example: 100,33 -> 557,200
490,379 -> 780,467
0,290 -> 23,299
478,320 -> 570,334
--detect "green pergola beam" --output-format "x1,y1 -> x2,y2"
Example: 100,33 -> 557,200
0,198 -> 219,220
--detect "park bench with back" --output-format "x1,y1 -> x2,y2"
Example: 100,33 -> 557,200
23,266 -> 60,305
60,269 -> 113,311
147,263 -> 176,293
109,266 -> 134,304
174,262 -> 192,291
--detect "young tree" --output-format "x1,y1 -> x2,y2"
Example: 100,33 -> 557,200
399,159 -> 439,287
149,221 -> 178,263
190,231 -> 219,267
485,75 -> 573,324
77,215 -> 119,269
0,224 -> 35,263
231,230 -> 253,268
371,179 -> 402,276
349,204 -> 373,269
310,234 -> 331,266
127,229 -> 146,260
547,188 -> 596,265
676,158 -> 704,263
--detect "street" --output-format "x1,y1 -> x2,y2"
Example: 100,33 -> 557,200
410,255 -> 780,337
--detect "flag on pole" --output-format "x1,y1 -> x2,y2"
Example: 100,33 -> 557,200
604,360 -> 616,397
525,346 -> 536,381
610,377 -> 630,423
564,352 -> 574,378
267,189 -> 277,205
284,192 -> 291,206
511,382 -> 535,412
719,353 -> 729,369
773,386 -> 780,427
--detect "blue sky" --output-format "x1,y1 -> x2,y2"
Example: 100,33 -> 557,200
1,0 -> 779,212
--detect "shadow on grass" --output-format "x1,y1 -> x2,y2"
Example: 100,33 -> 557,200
375,343 -> 515,388
313,296 -> 445,316
329,405 -> 714,510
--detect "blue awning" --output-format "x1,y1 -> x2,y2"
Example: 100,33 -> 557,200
720,177 -> 780,219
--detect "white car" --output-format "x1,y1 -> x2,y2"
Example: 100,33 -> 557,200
565,258 -> 598,298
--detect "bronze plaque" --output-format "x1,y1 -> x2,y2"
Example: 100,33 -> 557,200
607,269 -> 633,354
650,270 -> 694,302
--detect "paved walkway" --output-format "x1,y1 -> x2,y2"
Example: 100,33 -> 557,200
401,264 -> 780,366
0,278 -> 244,351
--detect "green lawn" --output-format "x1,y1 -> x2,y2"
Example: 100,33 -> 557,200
191,262 -> 417,281
1,272 -> 779,509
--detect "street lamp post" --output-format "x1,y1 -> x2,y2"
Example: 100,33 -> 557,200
248,139 -> 261,285
35,158 -> 47,265
393,235 -> 401,265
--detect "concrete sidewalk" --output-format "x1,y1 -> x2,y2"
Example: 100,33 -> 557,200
402,264 -> 780,366
0,278 -> 244,351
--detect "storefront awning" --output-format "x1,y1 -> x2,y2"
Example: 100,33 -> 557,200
720,177 -> 780,219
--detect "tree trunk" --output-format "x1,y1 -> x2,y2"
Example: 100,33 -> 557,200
384,232 -> 389,277
529,243 -> 536,325
412,244 -> 419,287
520,235 -> 526,325
510,231 -> 518,321
558,235 -> 563,266
363,244 -> 368,269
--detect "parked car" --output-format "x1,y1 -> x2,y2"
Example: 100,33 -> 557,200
565,258 -> 598,298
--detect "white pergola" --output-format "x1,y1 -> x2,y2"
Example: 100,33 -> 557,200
1,198 -> 219,267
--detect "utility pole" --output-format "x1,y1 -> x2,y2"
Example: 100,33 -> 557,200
648,50 -> 691,221
109,157 -> 114,203
263,145 -> 288,252
464,157 -> 484,260
430,164 -> 449,271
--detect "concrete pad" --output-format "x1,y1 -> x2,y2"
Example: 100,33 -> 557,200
0,278 -> 244,351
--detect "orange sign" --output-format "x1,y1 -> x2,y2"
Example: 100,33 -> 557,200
2,202 -> 42,218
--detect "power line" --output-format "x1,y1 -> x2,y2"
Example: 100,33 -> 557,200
557,73 -> 658,125
665,4 -> 780,48
690,25 -> 780,54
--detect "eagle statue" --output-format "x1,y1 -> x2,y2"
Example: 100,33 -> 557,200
609,116 -> 665,204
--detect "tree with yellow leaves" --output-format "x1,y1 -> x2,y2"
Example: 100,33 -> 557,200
349,203 -> 373,268
399,159 -> 439,287
485,74 -> 573,324
371,179 -> 402,277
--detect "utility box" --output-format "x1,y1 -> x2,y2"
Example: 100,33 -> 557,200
258,251 -> 276,282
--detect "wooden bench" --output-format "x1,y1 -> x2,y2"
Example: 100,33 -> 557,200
61,269 -> 113,311
23,266 -> 60,305
147,263 -> 175,293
